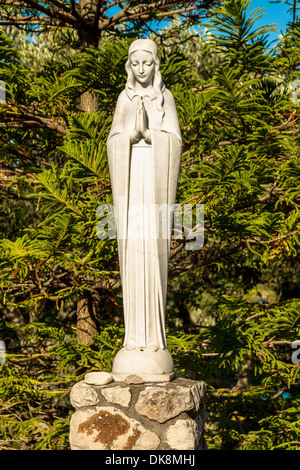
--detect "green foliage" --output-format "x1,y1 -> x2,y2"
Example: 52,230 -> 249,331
208,0 -> 277,69
0,321 -> 125,449
0,29 -> 16,65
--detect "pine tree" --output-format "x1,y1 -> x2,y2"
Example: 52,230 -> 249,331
0,0 -> 221,343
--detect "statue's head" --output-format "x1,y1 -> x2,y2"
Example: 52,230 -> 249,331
125,39 -> 164,120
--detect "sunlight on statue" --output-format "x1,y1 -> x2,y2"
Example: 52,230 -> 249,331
107,39 -> 181,377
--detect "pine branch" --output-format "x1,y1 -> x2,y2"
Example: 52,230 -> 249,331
0,0 -> 220,28
0,113 -> 68,134
155,5 -> 202,17
169,225 -> 299,276
44,0 -> 77,15
227,186 -> 283,215
0,1 -> 25,5
13,0 -> 79,25
169,241 -> 246,276
100,0 -> 198,29
0,14 -> 65,26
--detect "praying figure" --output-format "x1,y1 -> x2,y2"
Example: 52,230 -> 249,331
107,39 -> 181,376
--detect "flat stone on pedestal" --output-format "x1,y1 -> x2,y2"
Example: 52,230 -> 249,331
112,372 -> 177,383
84,371 -> 114,385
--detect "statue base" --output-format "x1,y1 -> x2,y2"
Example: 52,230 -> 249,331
69,373 -> 207,450
112,347 -> 174,376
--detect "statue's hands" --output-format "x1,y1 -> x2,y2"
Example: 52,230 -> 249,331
138,100 -> 147,136
139,100 -> 151,144
130,99 -> 151,144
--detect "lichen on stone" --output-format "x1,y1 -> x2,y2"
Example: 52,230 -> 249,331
78,410 -> 130,449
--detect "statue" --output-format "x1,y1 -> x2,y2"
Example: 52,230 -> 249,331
107,39 -> 181,377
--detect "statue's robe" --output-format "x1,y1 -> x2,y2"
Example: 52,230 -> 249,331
107,85 -> 181,350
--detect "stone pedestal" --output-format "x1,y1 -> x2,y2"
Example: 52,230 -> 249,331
69,372 -> 207,451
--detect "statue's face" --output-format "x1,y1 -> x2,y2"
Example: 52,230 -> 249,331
130,50 -> 155,87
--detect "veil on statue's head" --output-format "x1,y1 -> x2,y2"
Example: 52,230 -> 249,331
125,39 -> 165,121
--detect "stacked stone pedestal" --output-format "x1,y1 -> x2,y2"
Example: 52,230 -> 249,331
69,372 -> 207,451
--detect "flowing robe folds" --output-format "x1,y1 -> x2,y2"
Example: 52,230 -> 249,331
107,86 -> 181,369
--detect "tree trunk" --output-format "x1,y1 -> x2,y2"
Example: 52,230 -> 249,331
235,358 -> 253,391
76,0 -> 101,344
76,292 -> 100,344
79,0 -> 100,114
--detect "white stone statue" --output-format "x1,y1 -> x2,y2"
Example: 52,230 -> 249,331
107,39 -> 181,377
